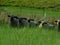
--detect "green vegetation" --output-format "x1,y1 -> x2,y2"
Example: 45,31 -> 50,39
0,6 -> 60,24
0,0 -> 60,9
0,24 -> 60,45
0,5 -> 60,45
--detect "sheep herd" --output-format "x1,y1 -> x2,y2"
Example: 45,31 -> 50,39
8,15 -> 41,27
8,15 -> 60,31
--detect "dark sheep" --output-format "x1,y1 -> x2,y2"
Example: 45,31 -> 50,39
28,19 -> 34,22
28,18 -> 35,27
58,21 -> 60,31
28,19 -> 41,27
18,17 -> 28,27
8,15 -> 19,27
43,23 -> 55,29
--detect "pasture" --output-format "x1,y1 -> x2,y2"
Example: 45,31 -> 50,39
0,6 -> 60,45
0,24 -> 60,45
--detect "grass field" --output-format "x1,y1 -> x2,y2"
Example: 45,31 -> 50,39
0,24 -> 60,45
0,6 -> 60,20
0,6 -> 60,45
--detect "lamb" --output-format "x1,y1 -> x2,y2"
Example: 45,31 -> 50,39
39,21 -> 55,29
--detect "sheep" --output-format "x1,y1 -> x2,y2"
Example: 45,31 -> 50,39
58,21 -> 60,31
39,21 -> 55,29
28,18 -> 41,27
18,17 -> 28,27
8,15 -> 29,27
55,20 -> 60,31
39,21 -> 46,28
43,23 -> 55,29
8,15 -> 19,27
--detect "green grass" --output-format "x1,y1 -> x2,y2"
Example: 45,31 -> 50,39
0,6 -> 60,18
0,24 -> 60,45
0,0 -> 60,9
0,6 -> 60,24
0,6 -> 60,45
